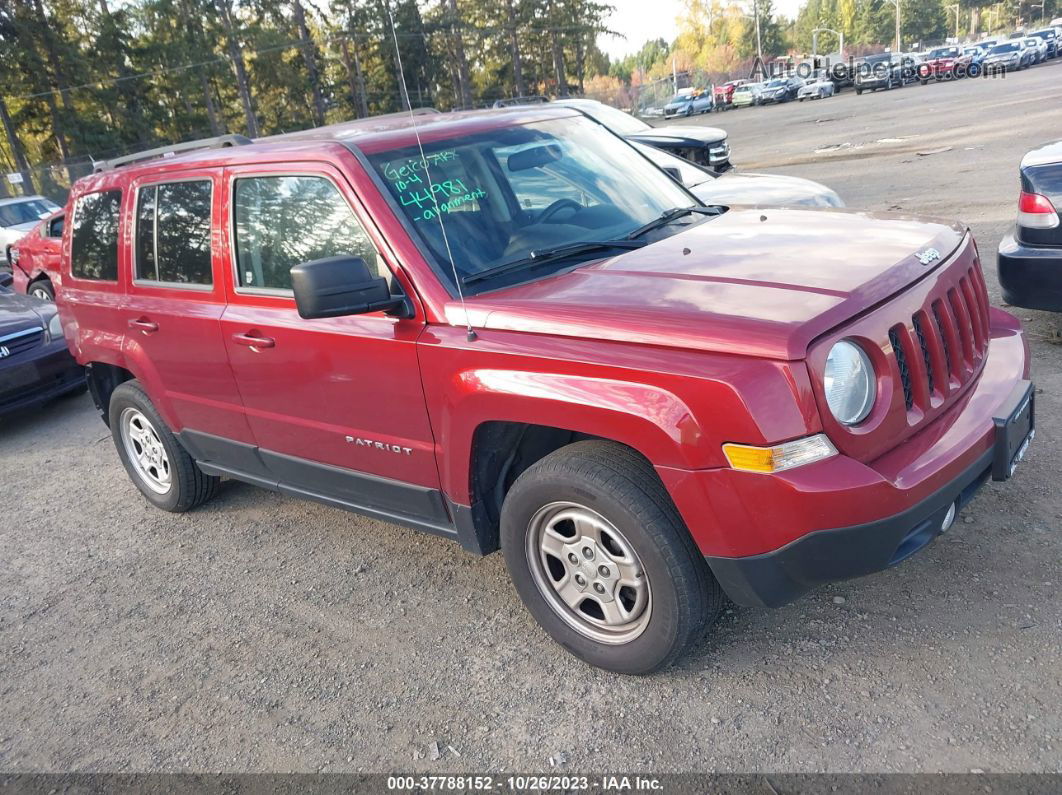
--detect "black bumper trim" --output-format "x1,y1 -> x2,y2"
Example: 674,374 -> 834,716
997,233 -> 1062,313
705,449 -> 994,608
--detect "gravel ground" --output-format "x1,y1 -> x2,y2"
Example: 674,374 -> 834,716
1,63 -> 1060,775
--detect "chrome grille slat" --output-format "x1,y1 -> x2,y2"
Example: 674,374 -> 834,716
0,327 -> 44,358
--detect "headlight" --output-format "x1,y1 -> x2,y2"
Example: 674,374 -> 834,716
47,312 -> 64,342
824,340 -> 875,425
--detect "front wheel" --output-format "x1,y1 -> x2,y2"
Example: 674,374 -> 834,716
28,280 -> 55,301
501,441 -> 722,674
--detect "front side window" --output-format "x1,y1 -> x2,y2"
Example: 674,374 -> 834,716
135,180 -> 213,285
71,190 -> 121,281
233,175 -> 381,291
47,214 -> 64,238
366,115 -> 696,293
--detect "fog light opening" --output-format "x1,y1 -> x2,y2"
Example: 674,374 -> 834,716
940,502 -> 958,533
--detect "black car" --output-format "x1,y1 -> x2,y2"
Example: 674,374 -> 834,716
998,140 -> 1062,312
758,76 -> 804,104
550,98 -> 731,171
0,271 -> 85,415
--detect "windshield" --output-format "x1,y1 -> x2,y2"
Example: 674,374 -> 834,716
0,199 -> 58,227
574,101 -> 650,135
1031,30 -> 1055,39
366,116 -> 698,293
668,94 -> 692,104
766,79 -> 786,88
992,43 -> 1019,53
929,47 -> 960,58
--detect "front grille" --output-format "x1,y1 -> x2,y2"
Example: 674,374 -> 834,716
0,327 -> 44,358
888,264 -> 990,418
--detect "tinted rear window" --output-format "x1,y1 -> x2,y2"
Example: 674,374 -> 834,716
135,180 -> 213,285
71,190 -> 121,281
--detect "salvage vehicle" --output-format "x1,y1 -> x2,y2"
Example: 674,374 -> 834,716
9,211 -> 64,301
0,271 -> 84,416
1,195 -> 61,266
854,52 -> 903,93
797,72 -> 836,101
58,109 -> 1033,674
712,80 -> 748,110
983,41 -> 1026,72
731,82 -> 764,108
998,139 -> 1062,312
759,76 -> 804,104
1027,27 -> 1058,58
920,46 -> 974,82
663,89 -> 713,118
633,142 -> 844,208
550,98 -> 731,171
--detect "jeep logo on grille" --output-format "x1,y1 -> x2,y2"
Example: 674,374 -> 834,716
917,248 -> 941,265
0,345 -> 10,358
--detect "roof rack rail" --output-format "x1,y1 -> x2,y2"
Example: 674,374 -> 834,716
93,134 -> 253,173
492,96 -> 550,108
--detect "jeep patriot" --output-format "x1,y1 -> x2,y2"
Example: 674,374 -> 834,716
56,108 -> 1034,673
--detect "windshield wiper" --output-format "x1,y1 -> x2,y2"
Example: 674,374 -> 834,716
625,205 -> 719,240
461,239 -> 647,286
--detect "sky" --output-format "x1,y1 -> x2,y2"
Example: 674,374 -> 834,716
598,0 -> 806,60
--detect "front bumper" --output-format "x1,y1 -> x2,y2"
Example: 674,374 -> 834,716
998,233 -> 1062,312
0,339 -> 85,415
657,311 -> 1031,607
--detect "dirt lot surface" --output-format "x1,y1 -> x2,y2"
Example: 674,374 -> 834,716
2,63 -> 1060,775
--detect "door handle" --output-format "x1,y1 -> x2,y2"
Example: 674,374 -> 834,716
129,318 -> 159,334
232,332 -> 275,349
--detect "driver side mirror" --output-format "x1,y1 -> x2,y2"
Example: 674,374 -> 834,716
0,271 -> 13,289
290,255 -> 408,320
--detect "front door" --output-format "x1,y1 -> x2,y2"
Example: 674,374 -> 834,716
218,164 -> 445,526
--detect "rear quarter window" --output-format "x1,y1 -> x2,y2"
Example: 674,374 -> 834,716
71,190 -> 121,281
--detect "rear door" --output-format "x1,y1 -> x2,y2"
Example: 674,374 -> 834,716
122,169 -> 254,443
217,162 -> 444,524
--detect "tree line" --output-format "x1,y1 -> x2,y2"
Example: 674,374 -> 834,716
0,0 -> 614,198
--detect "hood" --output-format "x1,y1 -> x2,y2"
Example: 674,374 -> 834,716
452,208 -> 967,361
627,126 -> 728,147
691,172 -> 843,208
0,220 -> 40,245
0,289 -> 50,336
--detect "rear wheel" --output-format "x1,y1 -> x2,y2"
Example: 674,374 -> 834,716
109,380 -> 219,512
501,441 -> 722,674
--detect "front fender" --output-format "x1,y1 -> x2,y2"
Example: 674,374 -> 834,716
418,327 -> 820,504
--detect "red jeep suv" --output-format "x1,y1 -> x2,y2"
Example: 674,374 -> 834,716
56,108 -> 1033,674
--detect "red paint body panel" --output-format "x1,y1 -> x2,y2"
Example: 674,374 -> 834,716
55,108 -> 1031,568
10,213 -> 63,295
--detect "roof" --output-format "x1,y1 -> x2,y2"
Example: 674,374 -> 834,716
90,106 -> 584,178
0,195 -> 51,207
1021,139 -> 1062,169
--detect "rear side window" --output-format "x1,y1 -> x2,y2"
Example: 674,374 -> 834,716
232,175 -> 381,291
135,180 -> 213,285
71,190 -> 121,281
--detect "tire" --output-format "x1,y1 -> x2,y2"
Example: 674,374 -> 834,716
108,380 -> 219,512
500,440 -> 723,675
28,279 -> 54,302
855,87 -> 863,95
